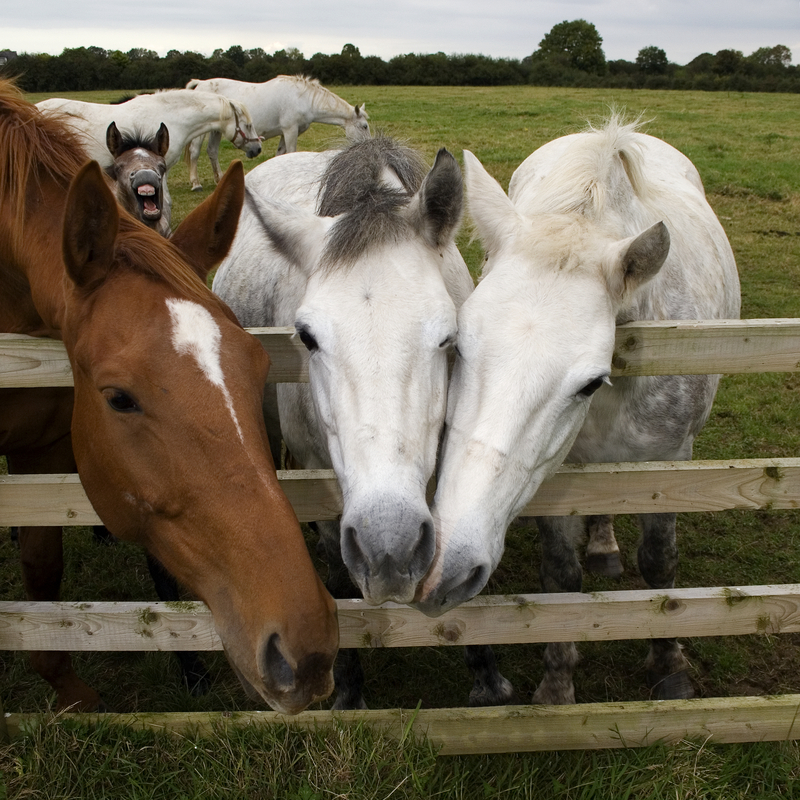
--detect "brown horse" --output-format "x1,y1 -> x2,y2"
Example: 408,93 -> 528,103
0,79 -> 338,715
105,120 -> 172,237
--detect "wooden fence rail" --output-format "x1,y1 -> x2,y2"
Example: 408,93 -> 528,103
2,321 -> 800,753
2,318 -> 800,388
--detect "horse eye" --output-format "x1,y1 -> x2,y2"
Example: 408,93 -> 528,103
104,389 -> 141,413
578,377 -> 606,398
297,327 -> 318,352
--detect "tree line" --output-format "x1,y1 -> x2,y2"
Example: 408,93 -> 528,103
3,20 -> 798,94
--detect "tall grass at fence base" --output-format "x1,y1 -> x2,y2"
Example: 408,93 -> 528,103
2,713 -> 799,800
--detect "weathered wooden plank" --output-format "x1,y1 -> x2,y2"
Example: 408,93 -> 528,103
3,585 -> 799,652
612,318 -> 800,376
1,459 -> 798,526
3,320 -> 800,388
0,333 -> 73,387
6,695 -> 800,752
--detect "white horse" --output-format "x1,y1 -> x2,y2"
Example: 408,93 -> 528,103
185,75 -> 369,190
37,90 -> 262,193
213,135 -> 473,708
415,115 -> 741,705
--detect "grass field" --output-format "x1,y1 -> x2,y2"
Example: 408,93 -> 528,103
3,85 -> 800,798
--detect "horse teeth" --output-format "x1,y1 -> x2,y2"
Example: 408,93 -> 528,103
138,185 -> 156,196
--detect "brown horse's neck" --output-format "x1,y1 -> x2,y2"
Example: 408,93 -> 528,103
0,174 -> 68,339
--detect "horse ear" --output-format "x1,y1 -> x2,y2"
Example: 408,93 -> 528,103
462,149 -> 520,259
245,190 -> 332,271
106,122 -> 122,158
170,160 -> 245,281
156,122 -> 169,158
63,160 -> 120,290
411,148 -> 463,249
606,221 -> 670,301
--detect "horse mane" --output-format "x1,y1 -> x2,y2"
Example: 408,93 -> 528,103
0,79 -> 212,305
114,216 -> 215,306
285,74 -> 358,116
524,111 -> 650,219
315,133 -> 428,269
0,79 -> 89,254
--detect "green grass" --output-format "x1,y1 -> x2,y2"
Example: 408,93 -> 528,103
3,85 -> 800,797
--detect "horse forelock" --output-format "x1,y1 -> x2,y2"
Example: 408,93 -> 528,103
111,127 -> 165,155
114,216 -> 221,309
315,135 -> 428,268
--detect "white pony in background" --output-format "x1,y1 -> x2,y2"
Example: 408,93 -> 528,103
416,114 -> 740,705
185,76 -> 369,190
37,90 -> 262,195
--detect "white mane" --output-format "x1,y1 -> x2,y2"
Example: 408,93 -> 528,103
522,114 -> 651,220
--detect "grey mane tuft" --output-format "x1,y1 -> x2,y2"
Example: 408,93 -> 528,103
316,134 -> 429,267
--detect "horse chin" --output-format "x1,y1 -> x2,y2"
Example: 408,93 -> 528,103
226,653 -> 332,716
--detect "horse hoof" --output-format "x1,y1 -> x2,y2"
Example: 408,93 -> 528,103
191,185 -> 203,192
586,551 -> 624,578
648,669 -> 695,700
468,676 -> 518,707
331,693 -> 368,711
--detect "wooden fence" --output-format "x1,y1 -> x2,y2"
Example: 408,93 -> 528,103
2,320 -> 800,753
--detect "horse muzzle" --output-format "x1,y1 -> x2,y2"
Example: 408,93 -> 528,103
131,169 -> 163,221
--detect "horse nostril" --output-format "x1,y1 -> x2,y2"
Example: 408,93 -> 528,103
263,634 -> 295,690
411,519 -> 436,575
463,565 -> 489,598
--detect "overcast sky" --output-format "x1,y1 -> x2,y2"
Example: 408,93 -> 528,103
4,1 -> 799,67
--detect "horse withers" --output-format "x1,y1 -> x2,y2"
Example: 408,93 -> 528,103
185,76 -> 370,190
105,121 -> 171,237
1,80 -> 337,714
212,135 -> 473,708
416,115 -> 741,704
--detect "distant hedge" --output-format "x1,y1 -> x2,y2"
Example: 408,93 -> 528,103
3,44 -> 798,93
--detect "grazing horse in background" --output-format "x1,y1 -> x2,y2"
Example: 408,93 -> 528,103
0,79 -> 337,714
213,134 -> 473,708
416,115 -> 740,704
36,90 -> 262,192
185,76 -> 369,190
105,121 -> 171,237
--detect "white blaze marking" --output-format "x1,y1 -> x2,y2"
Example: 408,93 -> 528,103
166,298 -> 244,442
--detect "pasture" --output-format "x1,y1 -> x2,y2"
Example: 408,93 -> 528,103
2,85 -> 800,798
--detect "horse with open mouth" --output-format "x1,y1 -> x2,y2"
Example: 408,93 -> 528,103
416,114 -> 740,705
105,121 -> 171,237
1,79 -> 337,715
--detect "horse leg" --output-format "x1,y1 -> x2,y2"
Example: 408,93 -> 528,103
206,130 -> 223,185
315,519 -> 367,710
278,127 -> 299,156
637,512 -> 695,699
531,515 -> 583,704
464,644 -> 517,706
187,134 -> 206,191
144,553 -> 210,695
9,437 -> 106,712
585,514 -> 624,578
17,525 -> 104,711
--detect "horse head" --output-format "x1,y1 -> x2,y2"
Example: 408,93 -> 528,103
415,145 -> 670,615
227,99 -> 262,159
60,159 -> 338,713
105,121 -> 171,236
231,139 -> 472,605
344,104 -> 370,142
